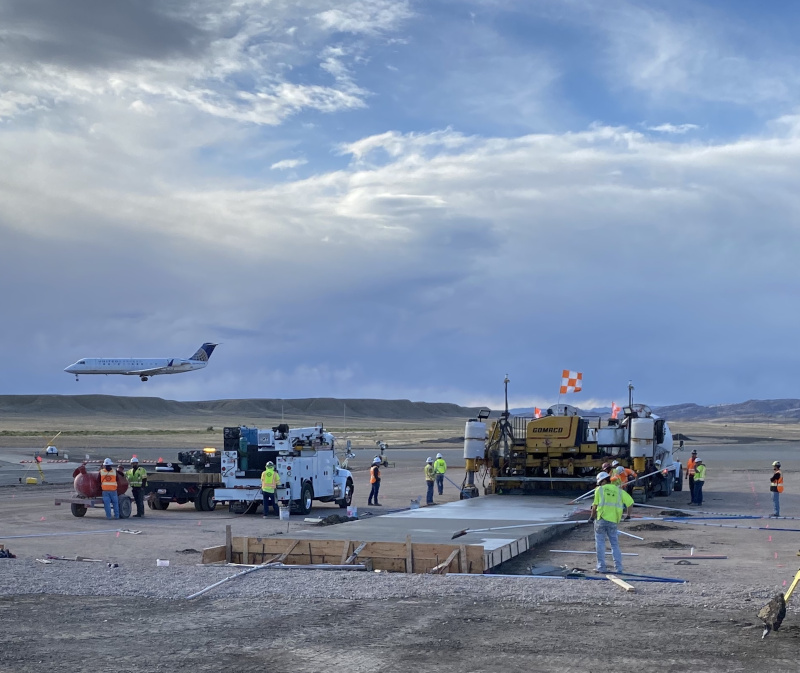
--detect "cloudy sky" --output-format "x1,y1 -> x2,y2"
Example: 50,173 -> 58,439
1,0 -> 799,409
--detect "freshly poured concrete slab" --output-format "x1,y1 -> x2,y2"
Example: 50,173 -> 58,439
292,495 -> 583,570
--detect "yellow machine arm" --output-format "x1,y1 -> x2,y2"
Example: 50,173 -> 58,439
784,568 -> 800,603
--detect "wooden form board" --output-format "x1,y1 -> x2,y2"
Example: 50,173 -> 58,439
202,537 -> 485,574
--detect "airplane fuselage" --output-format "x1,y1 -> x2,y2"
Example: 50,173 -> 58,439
65,358 -> 203,376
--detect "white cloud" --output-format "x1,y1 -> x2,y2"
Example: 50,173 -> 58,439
645,123 -> 699,134
271,158 -> 308,170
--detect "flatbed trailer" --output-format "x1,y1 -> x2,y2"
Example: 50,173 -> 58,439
144,472 -> 220,512
55,494 -> 133,518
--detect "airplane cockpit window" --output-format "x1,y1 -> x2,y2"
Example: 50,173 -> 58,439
79,360 -> 85,365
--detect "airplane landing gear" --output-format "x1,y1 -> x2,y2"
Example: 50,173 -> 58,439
140,376 -> 149,382
74,375 -> 79,381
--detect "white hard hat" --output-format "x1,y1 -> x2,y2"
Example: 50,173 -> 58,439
266,461 -> 274,467
615,466 -> 624,474
130,456 -> 139,463
373,457 -> 381,464
611,460 -> 619,467
103,458 -> 113,466
426,457 -> 434,463
694,458 -> 703,464
436,453 -> 443,459
596,471 -> 610,483
773,461 -> 781,468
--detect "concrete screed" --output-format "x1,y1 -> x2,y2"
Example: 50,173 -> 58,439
2,445 -> 800,671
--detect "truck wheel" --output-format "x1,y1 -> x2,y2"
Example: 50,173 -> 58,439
194,497 -> 204,511
152,499 -> 169,510
674,471 -> 683,492
298,482 -> 313,515
198,488 -> 215,512
245,501 -> 260,515
119,496 -> 132,519
70,503 -> 87,517
338,479 -> 354,508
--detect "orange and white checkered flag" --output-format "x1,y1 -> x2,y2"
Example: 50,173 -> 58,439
559,370 -> 582,394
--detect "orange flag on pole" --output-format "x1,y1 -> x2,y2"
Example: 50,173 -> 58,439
611,402 -> 621,419
559,370 -> 582,394
534,407 -> 542,418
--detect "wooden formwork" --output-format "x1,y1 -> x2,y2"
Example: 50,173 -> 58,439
202,534 -> 485,574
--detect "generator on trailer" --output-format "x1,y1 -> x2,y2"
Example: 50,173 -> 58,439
214,423 -> 354,515
462,383 -> 682,503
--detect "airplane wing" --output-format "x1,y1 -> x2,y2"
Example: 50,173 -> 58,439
123,367 -> 171,376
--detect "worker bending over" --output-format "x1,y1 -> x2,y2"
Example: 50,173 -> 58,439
100,458 -> 120,520
434,453 -> 447,496
261,461 -> 281,517
368,457 -> 382,506
424,457 -> 435,505
589,470 -> 633,574
125,456 -> 148,518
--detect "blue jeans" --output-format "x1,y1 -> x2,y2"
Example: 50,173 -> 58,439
426,480 -> 434,504
594,518 -> 623,572
102,491 -> 119,519
436,474 -> 444,495
368,481 -> 380,504
773,490 -> 780,517
262,491 -> 278,516
693,481 -> 704,505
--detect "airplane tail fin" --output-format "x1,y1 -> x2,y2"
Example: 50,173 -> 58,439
189,343 -> 218,362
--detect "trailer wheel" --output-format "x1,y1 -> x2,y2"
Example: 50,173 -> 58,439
298,482 -> 313,515
337,479 -> 354,508
152,499 -> 169,510
70,503 -> 87,517
198,488 -> 216,512
119,496 -> 132,519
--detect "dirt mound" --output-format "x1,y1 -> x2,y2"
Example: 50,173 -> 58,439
641,539 -> 692,549
629,523 -> 678,532
317,514 -> 358,526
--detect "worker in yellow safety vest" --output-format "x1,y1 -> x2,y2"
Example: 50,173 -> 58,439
368,457 -> 382,506
424,457 -> 436,505
433,453 -> 447,496
125,456 -> 148,518
770,461 -> 784,518
99,458 -> 120,520
691,459 -> 706,506
589,471 -> 634,574
261,461 -> 281,517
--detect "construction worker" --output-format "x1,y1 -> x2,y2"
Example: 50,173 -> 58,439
434,453 -> 447,496
589,470 -> 633,574
125,456 -> 148,518
610,461 -> 626,487
260,461 -> 281,517
692,459 -> 706,506
770,461 -> 784,517
368,457 -> 382,506
99,458 -> 119,520
685,449 -> 697,504
424,457 -> 435,505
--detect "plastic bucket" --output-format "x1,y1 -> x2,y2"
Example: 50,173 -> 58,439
278,506 -> 289,521
25,477 -> 37,485
156,559 -> 169,567
346,506 -> 358,518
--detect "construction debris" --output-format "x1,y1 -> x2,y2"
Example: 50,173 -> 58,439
607,575 -> 636,592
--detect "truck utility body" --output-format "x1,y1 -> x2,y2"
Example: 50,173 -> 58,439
214,423 -> 354,515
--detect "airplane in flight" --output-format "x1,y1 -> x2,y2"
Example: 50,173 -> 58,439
64,343 -> 218,382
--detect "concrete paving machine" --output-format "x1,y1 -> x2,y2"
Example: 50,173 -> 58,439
462,383 -> 682,503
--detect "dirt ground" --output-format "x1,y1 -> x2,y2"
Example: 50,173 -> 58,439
1,423 -> 800,671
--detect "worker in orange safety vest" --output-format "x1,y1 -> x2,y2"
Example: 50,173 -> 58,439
100,458 -> 120,520
368,457 -> 382,506
685,450 -> 697,504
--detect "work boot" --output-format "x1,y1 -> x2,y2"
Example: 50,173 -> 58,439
374,502 -> 382,506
